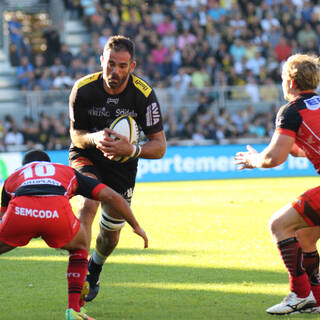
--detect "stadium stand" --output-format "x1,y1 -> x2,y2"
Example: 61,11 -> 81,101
0,0 -> 319,150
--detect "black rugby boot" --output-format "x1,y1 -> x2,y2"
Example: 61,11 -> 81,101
85,257 -> 102,302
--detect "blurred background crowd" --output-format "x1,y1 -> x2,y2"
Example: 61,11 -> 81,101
2,0 -> 320,151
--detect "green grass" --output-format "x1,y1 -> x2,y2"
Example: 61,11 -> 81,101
2,177 -> 320,319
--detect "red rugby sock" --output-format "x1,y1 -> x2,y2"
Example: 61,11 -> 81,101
303,251 -> 320,305
278,237 -> 310,297
67,249 -> 88,312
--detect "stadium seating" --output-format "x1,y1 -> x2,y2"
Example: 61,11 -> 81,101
0,0 -> 319,150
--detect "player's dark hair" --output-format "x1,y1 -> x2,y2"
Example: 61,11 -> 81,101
22,149 -> 51,165
104,35 -> 135,60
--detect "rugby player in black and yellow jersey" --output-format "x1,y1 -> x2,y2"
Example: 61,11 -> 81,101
69,35 -> 166,302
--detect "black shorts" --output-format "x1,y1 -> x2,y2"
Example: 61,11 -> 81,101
69,146 -> 138,203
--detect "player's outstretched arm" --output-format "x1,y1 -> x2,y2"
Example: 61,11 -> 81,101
97,187 -> 148,248
235,133 -> 295,170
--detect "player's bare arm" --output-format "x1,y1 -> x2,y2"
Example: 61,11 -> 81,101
235,133 -> 295,169
97,187 -> 148,248
141,131 -> 167,159
69,124 -> 110,149
96,129 -> 166,160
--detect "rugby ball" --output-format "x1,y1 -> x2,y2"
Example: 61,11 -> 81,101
108,115 -> 139,163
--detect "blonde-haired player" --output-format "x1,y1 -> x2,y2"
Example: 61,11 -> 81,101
235,54 -> 320,314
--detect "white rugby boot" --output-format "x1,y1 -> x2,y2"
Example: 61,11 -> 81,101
266,291 -> 316,315
292,306 -> 320,314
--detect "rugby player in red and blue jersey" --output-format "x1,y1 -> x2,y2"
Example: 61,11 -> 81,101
235,54 -> 320,315
0,150 -> 148,320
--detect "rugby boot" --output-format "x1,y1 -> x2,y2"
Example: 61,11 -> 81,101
85,257 -> 102,302
292,306 -> 320,314
65,308 -> 95,320
266,291 -> 316,315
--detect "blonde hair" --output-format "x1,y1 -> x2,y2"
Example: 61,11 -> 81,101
283,54 -> 320,91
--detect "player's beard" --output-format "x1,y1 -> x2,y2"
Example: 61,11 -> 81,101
107,72 -> 130,89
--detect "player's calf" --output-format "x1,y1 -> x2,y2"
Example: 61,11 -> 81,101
85,211 -> 124,302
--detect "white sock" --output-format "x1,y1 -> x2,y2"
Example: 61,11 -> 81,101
92,249 -> 107,266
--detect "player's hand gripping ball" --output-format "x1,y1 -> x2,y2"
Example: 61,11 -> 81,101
109,115 -> 139,163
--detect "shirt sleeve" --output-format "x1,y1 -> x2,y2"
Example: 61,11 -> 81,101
74,170 -> 107,200
69,81 -> 90,131
1,181 -> 11,213
139,90 -> 164,135
275,103 -> 302,138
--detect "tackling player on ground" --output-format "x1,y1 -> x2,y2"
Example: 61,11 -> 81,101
69,35 -> 166,301
0,150 -> 148,320
235,53 -> 320,315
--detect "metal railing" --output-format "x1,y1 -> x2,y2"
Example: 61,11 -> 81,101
0,4 -> 4,49
155,84 -> 285,113
0,84 -> 288,121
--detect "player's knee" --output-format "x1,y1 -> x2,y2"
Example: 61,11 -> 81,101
99,209 -> 125,232
269,217 -> 282,236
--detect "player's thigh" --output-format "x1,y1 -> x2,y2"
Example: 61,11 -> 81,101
69,156 -> 101,224
269,203 -> 309,234
76,170 -> 100,224
77,195 -> 100,224
0,202 -> 36,247
40,196 -> 82,248
61,223 -> 87,251
292,185 -> 320,227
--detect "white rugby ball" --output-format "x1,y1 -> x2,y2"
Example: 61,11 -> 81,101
108,115 -> 139,163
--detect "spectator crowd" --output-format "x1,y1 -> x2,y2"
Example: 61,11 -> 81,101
3,0 -> 320,150
0,112 -> 70,152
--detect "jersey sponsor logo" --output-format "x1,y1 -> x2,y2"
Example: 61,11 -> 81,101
276,115 -> 285,127
15,206 -> 59,219
132,74 -> 152,98
121,187 -> 133,203
304,96 -> 320,110
126,187 -> 133,199
107,97 -> 119,104
146,102 -> 160,126
67,272 -> 81,278
88,107 -> 111,117
115,109 -> 137,118
20,178 -> 61,187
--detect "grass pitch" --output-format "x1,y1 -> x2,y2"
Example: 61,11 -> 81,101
2,177 -> 320,320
